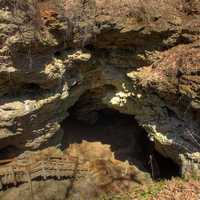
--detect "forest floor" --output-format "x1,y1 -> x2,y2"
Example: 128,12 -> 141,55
97,177 -> 200,200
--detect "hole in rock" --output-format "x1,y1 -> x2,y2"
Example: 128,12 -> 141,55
150,150 -> 180,179
84,44 -> 95,51
54,50 -> 62,57
61,107 -> 180,180
0,145 -> 21,160
22,83 -> 41,91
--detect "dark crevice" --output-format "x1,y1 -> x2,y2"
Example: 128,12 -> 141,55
84,44 -> 95,51
151,150 -> 180,179
0,145 -> 21,160
54,50 -> 62,57
22,82 -> 41,91
2,82 -> 42,98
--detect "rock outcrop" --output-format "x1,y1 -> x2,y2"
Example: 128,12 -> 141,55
0,0 -> 200,182
0,142 -> 150,199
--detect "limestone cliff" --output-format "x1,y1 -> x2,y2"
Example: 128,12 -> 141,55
0,0 -> 200,181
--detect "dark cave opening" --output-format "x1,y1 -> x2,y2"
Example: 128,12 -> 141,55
61,107 -> 180,180
151,149 -> 180,179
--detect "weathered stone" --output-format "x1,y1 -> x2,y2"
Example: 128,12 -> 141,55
0,0 -> 199,184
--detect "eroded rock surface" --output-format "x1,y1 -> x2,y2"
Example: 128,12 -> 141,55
0,142 -> 150,200
0,0 -> 200,188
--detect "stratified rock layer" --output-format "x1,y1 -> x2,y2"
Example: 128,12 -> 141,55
0,0 -> 200,178
0,142 -> 151,200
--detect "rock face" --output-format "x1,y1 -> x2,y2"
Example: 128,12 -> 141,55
0,0 -> 200,180
0,142 -> 150,200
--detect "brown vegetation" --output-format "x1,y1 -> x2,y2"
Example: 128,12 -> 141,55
151,179 -> 200,200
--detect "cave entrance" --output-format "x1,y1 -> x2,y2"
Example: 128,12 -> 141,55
61,108 -> 151,172
61,96 -> 180,180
